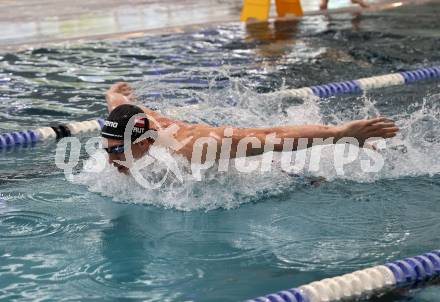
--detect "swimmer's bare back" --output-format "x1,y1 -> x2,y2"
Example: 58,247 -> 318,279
105,82 -> 398,161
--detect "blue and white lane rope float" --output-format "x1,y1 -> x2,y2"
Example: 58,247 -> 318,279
270,66 -> 440,99
1,66 -> 440,148
245,250 -> 440,302
0,119 -> 104,149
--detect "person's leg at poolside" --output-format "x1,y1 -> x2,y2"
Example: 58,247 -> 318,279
351,0 -> 368,8
320,0 -> 369,10
320,0 -> 329,10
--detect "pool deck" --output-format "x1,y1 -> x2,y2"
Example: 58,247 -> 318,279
0,0 -> 242,50
0,0 -> 430,51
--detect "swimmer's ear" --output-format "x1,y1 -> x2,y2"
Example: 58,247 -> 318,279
140,139 -> 150,147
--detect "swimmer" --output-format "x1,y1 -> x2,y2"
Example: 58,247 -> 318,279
320,0 -> 369,10
102,82 -> 398,174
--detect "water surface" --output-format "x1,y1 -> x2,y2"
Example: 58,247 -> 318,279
0,2 -> 440,301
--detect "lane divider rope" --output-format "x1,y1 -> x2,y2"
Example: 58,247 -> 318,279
0,119 -> 104,148
269,66 -> 440,99
1,66 -> 440,148
245,250 -> 440,302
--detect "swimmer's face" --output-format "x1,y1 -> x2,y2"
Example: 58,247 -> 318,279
104,138 -> 151,174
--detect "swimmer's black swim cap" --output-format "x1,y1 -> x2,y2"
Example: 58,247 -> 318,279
101,104 -> 149,142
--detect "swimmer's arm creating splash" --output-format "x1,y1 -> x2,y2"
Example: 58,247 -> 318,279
104,82 -> 399,165
173,118 -> 398,160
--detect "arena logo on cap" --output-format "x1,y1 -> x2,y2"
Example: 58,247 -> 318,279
104,121 -> 118,128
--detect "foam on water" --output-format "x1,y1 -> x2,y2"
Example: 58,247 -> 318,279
75,80 -> 440,211
2,4 -> 440,300
75,147 -> 297,211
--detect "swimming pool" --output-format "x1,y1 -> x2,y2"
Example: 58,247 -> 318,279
0,1 -> 439,301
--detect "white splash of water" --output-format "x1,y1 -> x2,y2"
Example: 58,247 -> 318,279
304,93 -> 440,182
75,147 -> 300,211
79,79 -> 439,210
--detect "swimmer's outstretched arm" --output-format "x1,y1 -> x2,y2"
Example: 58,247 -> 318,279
178,118 -> 398,160
105,82 -> 185,128
104,83 -> 398,161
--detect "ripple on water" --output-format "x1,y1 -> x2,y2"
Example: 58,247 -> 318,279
156,229 -> 271,261
81,257 -> 200,291
0,211 -> 65,240
272,237 -> 399,272
26,191 -> 81,204
266,212 -> 412,272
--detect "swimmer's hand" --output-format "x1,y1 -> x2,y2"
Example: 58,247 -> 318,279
336,117 -> 399,146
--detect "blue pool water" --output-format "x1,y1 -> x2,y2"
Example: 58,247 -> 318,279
1,2 -> 440,301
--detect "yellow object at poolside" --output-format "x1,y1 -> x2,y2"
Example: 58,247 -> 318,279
275,0 -> 303,17
240,0 -> 303,21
